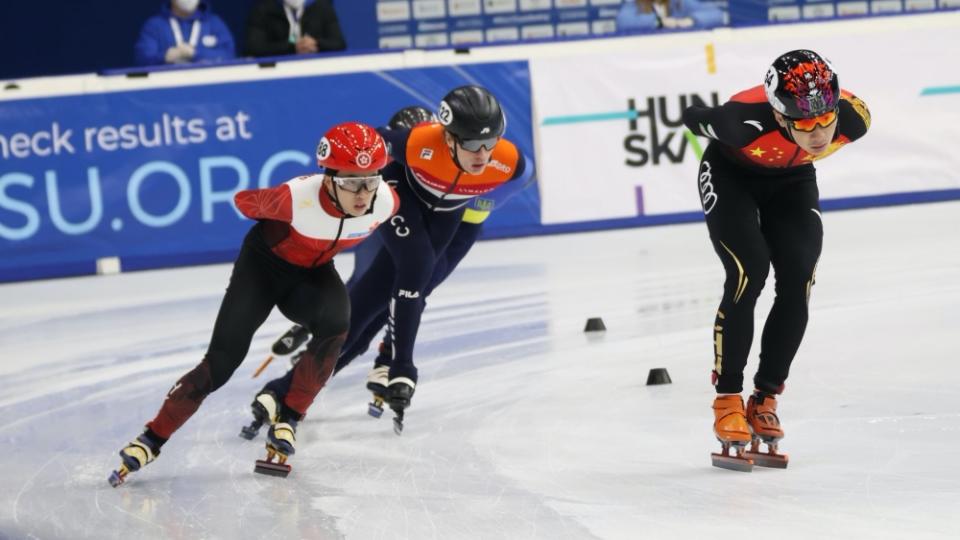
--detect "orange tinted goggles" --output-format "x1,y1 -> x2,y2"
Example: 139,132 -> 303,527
790,109 -> 838,132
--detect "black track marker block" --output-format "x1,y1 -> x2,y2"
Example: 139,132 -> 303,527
646,368 -> 672,385
584,317 -> 606,332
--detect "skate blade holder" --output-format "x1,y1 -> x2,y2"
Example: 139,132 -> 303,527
254,446 -> 292,477
108,466 -> 130,488
368,395 -> 384,418
390,403 -> 404,435
745,440 -> 789,468
711,442 -> 754,472
239,421 -> 263,440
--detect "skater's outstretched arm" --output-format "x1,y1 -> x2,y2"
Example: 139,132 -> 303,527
234,182 -> 295,223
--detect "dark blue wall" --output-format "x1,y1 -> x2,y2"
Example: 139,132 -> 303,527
0,0 -> 374,80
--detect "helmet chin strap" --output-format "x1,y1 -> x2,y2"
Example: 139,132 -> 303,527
447,140 -> 467,172
775,112 -> 798,144
325,176 -> 347,214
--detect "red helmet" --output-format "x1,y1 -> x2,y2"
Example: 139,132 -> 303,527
316,122 -> 388,174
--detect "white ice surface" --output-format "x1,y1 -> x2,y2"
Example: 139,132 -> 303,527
1,201 -> 959,540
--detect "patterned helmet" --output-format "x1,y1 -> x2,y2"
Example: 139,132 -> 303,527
763,50 -> 840,119
316,122 -> 388,174
388,106 -> 434,130
437,85 -> 506,141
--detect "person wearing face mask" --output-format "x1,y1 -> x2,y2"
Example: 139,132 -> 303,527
682,50 -> 871,472
108,122 -> 400,486
247,86 -> 533,436
246,0 -> 346,58
134,0 -> 236,67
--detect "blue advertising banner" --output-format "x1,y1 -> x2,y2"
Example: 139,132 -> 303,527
0,61 -> 537,282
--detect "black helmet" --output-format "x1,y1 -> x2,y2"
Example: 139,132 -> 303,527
387,106 -> 434,130
763,50 -> 840,119
437,85 -> 506,142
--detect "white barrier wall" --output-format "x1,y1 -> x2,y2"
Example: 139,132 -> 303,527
531,13 -> 960,224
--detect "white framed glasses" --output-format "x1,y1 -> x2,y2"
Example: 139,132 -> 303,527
332,174 -> 382,193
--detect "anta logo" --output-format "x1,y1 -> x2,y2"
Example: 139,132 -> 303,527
486,159 -> 512,173
420,148 -> 434,160
624,92 -> 720,167
281,337 -> 294,347
398,289 -> 420,299
480,127 -> 491,134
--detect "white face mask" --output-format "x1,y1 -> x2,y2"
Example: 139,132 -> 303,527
284,0 -> 305,9
173,0 -> 200,13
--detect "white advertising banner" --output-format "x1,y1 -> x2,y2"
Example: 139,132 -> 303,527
532,20 -> 960,225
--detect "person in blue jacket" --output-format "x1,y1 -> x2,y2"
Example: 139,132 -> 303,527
135,0 -> 236,67
616,0 -> 725,32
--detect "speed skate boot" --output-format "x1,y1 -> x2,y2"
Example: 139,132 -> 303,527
255,418 -> 297,478
251,325 -> 311,378
273,325 -> 310,357
711,395 -> 754,472
239,390 -> 280,440
366,362 -> 390,418
109,432 -> 161,487
385,377 -> 415,435
745,391 -> 788,468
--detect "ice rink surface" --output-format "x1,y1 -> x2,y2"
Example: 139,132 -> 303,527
1,201 -> 958,540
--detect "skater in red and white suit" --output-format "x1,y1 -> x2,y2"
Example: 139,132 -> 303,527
109,122 -> 399,486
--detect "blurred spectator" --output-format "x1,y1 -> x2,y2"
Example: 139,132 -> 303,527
616,0 -> 724,32
135,0 -> 236,67
246,0 -> 346,58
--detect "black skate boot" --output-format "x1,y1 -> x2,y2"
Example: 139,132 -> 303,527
255,418 -> 298,478
272,325 -> 310,356
385,377 -> 416,435
109,432 -> 162,487
240,390 -> 279,440
252,325 -> 311,378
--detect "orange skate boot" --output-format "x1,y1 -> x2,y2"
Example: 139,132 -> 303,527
745,391 -> 789,468
711,394 -> 754,472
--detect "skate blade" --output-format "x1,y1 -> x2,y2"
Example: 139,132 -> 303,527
239,423 -> 261,440
711,453 -> 753,472
744,451 -> 789,469
251,355 -> 274,379
108,466 -> 129,488
254,460 -> 291,477
391,407 -> 405,435
368,395 -> 384,418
